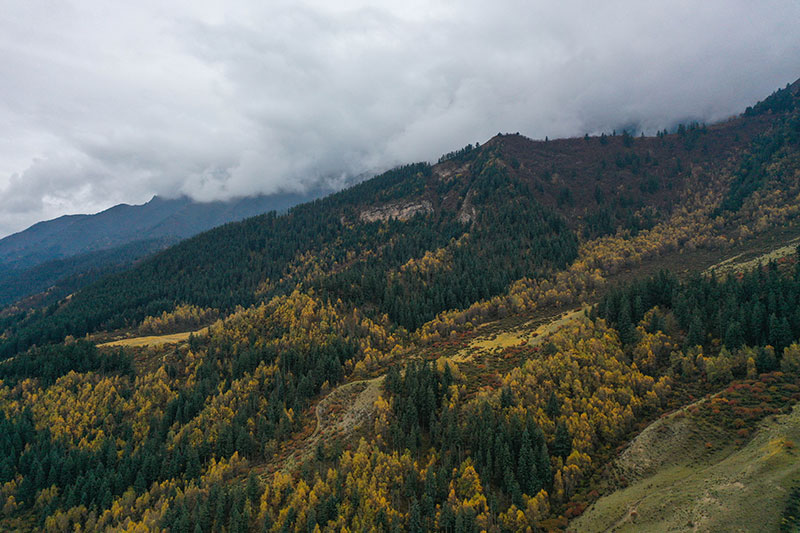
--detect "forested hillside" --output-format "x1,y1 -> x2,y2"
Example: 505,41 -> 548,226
0,192 -> 318,309
0,238 -> 171,309
0,193 -> 317,271
2,79 -> 794,358
0,79 -> 799,532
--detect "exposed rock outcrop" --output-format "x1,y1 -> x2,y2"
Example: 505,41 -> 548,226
359,200 -> 433,223
457,192 -> 477,224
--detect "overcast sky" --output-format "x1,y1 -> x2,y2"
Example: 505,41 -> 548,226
1,0 -> 799,237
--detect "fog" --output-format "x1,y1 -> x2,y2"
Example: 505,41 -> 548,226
1,0 -> 799,236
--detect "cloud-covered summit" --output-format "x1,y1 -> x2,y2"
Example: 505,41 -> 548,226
1,0 -> 799,237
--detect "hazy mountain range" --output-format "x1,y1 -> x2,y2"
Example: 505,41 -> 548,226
0,191 -> 321,307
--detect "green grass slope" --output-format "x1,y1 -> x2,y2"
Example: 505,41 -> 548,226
571,400 -> 800,532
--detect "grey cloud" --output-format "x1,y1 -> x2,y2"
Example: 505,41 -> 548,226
1,0 -> 799,236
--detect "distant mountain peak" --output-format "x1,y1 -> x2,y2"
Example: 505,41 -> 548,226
0,191 -> 321,272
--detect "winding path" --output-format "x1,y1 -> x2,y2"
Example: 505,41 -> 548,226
274,374 -> 386,473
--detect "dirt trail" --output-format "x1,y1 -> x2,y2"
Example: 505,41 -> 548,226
706,235 -> 800,275
275,375 -> 385,473
267,308 -> 587,475
311,376 -> 385,441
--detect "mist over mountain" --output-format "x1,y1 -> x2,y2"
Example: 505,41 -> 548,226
2,1 -> 799,237
0,192 -> 321,270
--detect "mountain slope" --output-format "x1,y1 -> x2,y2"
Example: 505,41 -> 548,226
0,82 -> 793,357
0,192 -> 317,271
0,238 -> 170,309
0,78 -> 799,533
0,191 -> 321,308
571,399 -> 800,532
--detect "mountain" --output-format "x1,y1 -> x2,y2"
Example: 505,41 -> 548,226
0,191 -> 320,307
0,192 -> 320,271
0,82 -> 785,354
0,78 -> 799,532
0,238 -> 171,310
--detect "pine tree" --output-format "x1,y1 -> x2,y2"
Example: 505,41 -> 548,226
687,314 -> 705,347
724,322 -> 744,350
409,498 -> 423,533
535,437 -> 553,490
545,391 -> 560,419
262,512 -> 273,533
770,315 -> 792,352
617,303 -> 637,345
757,346 -> 778,373
517,430 -> 536,495
229,505 -> 243,533
500,386 -> 514,408
552,421 -> 572,459
247,471 -> 261,506
134,471 -> 146,493
174,505 -> 190,533
186,446 -> 201,480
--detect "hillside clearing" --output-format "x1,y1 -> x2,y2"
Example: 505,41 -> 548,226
97,328 -> 208,347
453,307 -> 586,363
570,400 -> 800,532
266,375 -> 386,475
707,235 -> 800,275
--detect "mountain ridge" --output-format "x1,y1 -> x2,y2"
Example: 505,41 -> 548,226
0,191 -> 327,308
0,192 -> 321,271
2,77 -> 797,357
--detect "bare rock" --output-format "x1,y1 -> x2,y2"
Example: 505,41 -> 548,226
359,200 -> 433,223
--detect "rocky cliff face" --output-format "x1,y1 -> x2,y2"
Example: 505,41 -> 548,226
359,200 -> 433,223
